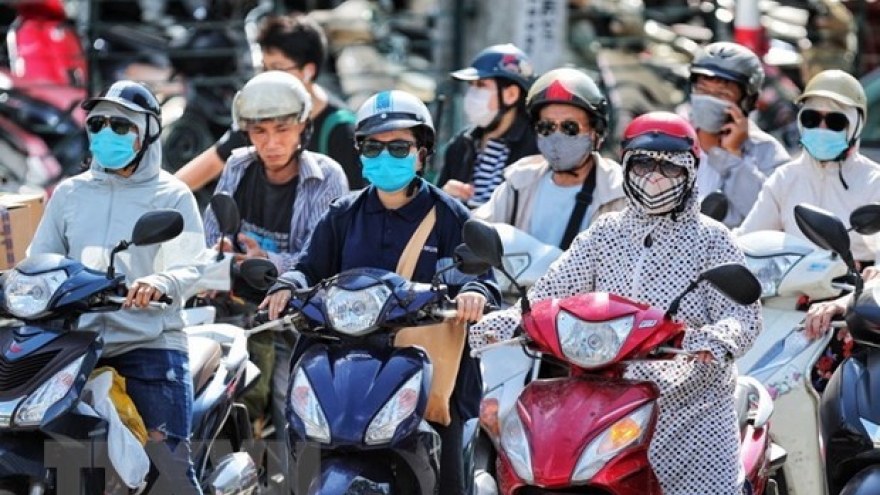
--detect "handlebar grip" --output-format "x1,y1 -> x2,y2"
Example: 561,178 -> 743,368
254,310 -> 272,325
158,294 -> 173,304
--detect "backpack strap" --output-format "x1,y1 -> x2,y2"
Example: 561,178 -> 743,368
559,165 -> 597,250
317,108 -> 357,156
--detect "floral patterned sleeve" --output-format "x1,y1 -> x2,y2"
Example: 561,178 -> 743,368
468,219 -> 603,349
682,226 -> 763,361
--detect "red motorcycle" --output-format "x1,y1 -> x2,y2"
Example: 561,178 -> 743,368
464,219 -> 786,495
0,0 -> 88,193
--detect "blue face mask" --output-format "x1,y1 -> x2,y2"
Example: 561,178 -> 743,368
361,151 -> 418,192
800,128 -> 850,162
89,127 -> 138,170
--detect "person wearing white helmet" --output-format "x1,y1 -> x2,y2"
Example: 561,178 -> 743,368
261,89 -> 501,494
739,69 -> 880,392
201,70 -> 348,439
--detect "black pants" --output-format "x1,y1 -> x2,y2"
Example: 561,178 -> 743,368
429,405 -> 464,495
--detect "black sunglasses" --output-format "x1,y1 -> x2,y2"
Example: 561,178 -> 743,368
360,139 -> 416,159
629,154 -> 686,179
535,120 -> 583,137
799,109 -> 849,132
86,115 -> 137,136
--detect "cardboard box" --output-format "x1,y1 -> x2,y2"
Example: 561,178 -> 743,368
0,193 -> 47,270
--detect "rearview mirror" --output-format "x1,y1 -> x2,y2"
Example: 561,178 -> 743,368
700,263 -> 762,306
210,193 -> 241,235
462,219 -> 504,268
850,203 -> 880,236
794,204 -> 854,268
453,244 -> 493,276
238,258 -> 278,292
700,191 -> 729,222
131,210 -> 184,246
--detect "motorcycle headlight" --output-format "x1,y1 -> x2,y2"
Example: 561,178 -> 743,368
325,285 -> 391,336
500,409 -> 534,484
744,254 -> 802,298
290,368 -> 330,443
557,312 -> 635,368
4,269 -> 68,319
14,356 -> 84,426
571,403 -> 654,482
364,371 -> 422,446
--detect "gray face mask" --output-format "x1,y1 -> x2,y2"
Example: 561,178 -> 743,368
689,94 -> 732,134
537,133 -> 593,172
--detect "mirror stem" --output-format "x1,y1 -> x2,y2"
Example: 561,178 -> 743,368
107,240 -> 130,279
665,279 -> 700,320
217,234 -> 228,262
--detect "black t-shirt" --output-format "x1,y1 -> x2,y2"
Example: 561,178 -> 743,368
217,97 -> 363,189
232,163 -> 298,254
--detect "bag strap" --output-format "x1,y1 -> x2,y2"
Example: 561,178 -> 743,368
395,206 -> 437,280
559,165 -> 597,250
317,109 -> 357,155
509,189 -> 519,226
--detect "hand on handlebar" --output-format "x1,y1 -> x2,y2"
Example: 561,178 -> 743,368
125,281 -> 168,309
259,288 -> 292,320
454,292 -> 487,324
805,296 -> 851,341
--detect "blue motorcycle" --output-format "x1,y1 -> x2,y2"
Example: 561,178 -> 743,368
248,249 -> 497,495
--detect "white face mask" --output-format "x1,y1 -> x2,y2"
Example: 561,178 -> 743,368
463,87 -> 497,128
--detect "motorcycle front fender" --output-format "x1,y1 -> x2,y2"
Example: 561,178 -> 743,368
305,456 -> 395,495
838,465 -> 880,495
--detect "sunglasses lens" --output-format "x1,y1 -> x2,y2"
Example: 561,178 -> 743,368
800,110 -> 821,129
825,113 -> 849,132
629,155 -> 654,175
109,117 -> 134,135
361,141 -> 383,158
660,162 -> 684,178
535,121 -> 555,136
386,141 -> 412,158
560,121 -> 581,136
86,117 -> 105,134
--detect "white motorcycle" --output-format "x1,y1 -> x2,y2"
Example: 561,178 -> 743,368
735,204 -> 880,495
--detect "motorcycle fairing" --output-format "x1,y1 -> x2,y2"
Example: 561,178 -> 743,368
513,377 -> 658,488
291,268 -> 446,332
289,343 -> 431,448
525,293 -> 678,367
821,351 -> 880,493
0,327 -> 100,404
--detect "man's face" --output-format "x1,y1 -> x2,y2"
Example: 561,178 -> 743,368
692,75 -> 743,104
261,48 -> 311,84
247,118 -> 306,170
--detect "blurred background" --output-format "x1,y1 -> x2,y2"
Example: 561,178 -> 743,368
0,0 -> 877,195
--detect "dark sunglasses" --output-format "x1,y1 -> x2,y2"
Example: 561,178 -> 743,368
360,139 -> 416,159
799,109 -> 849,132
629,154 -> 686,179
86,115 -> 137,136
534,120 -> 583,137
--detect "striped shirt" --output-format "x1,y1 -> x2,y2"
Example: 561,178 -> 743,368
203,147 -> 349,274
470,139 -> 510,206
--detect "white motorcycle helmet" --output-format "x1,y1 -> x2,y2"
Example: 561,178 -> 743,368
231,70 -> 312,130
354,90 -> 436,154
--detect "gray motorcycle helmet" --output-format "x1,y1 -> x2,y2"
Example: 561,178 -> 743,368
689,42 -> 765,113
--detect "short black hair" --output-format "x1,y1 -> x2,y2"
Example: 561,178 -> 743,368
256,14 -> 328,78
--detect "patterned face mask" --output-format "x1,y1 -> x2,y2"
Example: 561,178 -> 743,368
623,150 -> 693,216
627,171 -> 688,215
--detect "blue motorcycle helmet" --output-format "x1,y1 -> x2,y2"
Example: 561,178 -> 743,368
450,43 -> 535,92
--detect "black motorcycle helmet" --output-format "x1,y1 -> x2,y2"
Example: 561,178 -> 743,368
82,80 -> 162,142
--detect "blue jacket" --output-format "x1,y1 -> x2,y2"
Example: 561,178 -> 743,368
276,179 -> 501,419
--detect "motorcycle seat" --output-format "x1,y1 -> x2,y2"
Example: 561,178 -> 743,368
188,336 -> 223,394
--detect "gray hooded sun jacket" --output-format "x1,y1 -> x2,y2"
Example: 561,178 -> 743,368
28,129 -> 206,358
